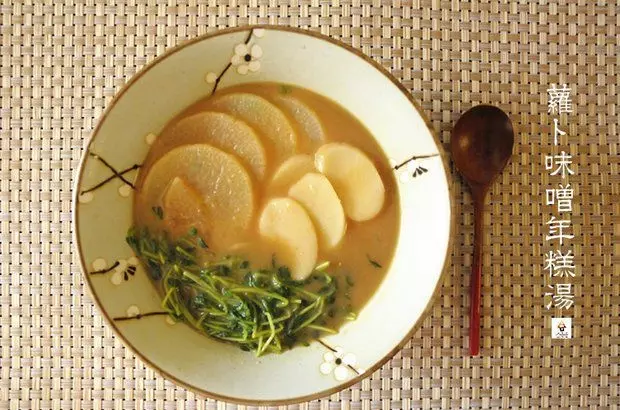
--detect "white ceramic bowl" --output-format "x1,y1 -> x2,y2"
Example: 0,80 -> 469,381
74,25 -> 453,405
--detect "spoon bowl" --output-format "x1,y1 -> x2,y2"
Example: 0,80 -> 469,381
452,105 -> 514,190
450,104 -> 514,356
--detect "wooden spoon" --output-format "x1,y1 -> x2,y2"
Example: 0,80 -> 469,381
450,105 -> 514,356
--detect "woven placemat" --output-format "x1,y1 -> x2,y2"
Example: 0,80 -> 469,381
1,1 -> 618,409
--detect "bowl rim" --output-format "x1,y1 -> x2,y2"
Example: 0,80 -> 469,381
72,24 -> 456,406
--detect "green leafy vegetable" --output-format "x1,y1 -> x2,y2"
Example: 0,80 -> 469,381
279,84 -> 293,95
197,237 -> 208,249
126,226 -> 340,356
345,311 -> 358,321
367,254 -> 382,268
314,261 -> 330,271
151,206 -> 164,220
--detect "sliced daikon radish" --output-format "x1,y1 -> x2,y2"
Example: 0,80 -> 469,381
162,112 -> 267,180
315,142 -> 385,221
210,93 -> 297,162
268,154 -> 315,192
162,177 -> 211,239
273,95 -> 325,147
258,198 -> 318,280
139,144 -> 254,250
288,173 -> 346,250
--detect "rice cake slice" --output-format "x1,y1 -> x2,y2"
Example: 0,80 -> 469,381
315,142 -> 385,222
267,154 -> 315,194
258,197 -> 318,281
288,172 -> 346,250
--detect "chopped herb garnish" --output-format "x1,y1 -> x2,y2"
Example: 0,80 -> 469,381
279,84 -> 293,95
188,227 -> 198,236
125,227 -> 139,251
151,206 -> 164,220
345,311 -> 357,321
342,304 -> 357,321
197,237 -> 208,249
127,226 -> 340,356
314,261 -> 330,271
367,255 -> 382,268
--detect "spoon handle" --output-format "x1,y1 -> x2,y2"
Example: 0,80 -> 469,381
469,197 -> 484,356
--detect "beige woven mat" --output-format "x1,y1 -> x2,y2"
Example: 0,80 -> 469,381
1,1 -> 619,409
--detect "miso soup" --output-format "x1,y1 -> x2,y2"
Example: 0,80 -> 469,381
128,83 -> 400,355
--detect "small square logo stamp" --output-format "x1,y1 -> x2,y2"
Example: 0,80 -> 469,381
551,318 -> 572,339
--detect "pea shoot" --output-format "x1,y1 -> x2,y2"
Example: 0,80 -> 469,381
126,226 -> 342,356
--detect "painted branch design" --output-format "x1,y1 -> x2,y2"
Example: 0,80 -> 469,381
91,261 -> 120,275
392,153 -> 439,171
318,340 -> 361,375
89,259 -> 138,283
212,29 -> 255,93
113,311 -> 169,322
81,164 -> 141,195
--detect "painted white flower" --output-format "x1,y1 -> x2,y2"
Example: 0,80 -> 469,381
118,183 -> 132,197
231,43 -> 263,75
110,259 -> 126,285
110,256 -> 139,285
390,157 -> 411,183
390,156 -> 429,183
253,28 -> 265,38
319,347 -> 357,381
205,72 -> 218,84
91,258 -> 107,271
144,132 -> 157,145
126,305 -> 140,317
78,191 -> 94,203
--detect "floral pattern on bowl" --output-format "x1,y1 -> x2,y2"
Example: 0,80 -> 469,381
74,25 -> 452,405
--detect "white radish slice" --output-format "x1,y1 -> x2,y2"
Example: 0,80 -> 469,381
288,173 -> 346,250
139,144 -> 254,250
162,177 -> 211,240
258,198 -> 318,281
268,154 -> 314,192
161,112 -> 267,180
273,95 -> 325,147
210,93 -> 297,163
315,142 -> 385,222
